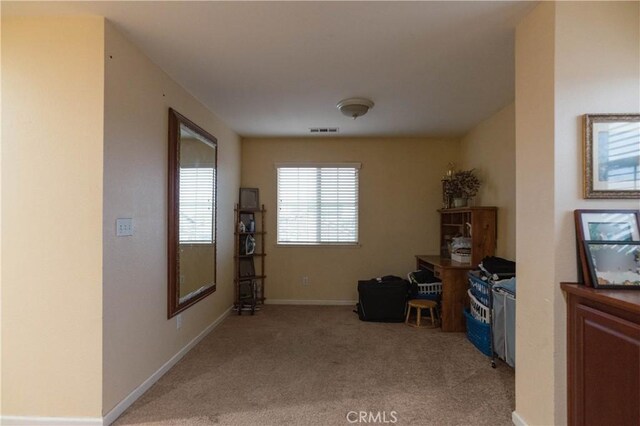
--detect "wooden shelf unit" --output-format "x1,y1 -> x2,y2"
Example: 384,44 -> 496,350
414,206 -> 497,332
236,253 -> 265,259
438,206 -> 497,267
233,204 -> 266,313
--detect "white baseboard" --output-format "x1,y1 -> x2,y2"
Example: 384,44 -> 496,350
102,304 -> 233,425
512,411 -> 528,426
0,416 -> 102,425
1,306 -> 233,426
265,299 -> 357,306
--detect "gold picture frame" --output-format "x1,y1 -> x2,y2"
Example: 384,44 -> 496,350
583,113 -> 640,199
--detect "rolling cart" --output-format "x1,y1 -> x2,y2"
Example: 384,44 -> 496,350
491,277 -> 516,367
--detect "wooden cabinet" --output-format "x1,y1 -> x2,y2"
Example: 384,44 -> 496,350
234,205 -> 266,314
438,207 -> 497,267
562,283 -> 640,425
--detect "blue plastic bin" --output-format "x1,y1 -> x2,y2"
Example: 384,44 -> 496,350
464,308 -> 492,357
468,271 -> 491,306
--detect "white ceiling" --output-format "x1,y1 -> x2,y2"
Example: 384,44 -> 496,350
4,1 -> 536,138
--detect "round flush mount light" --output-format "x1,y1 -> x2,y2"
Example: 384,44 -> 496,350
337,98 -> 374,119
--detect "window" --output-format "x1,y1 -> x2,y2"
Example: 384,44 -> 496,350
179,167 -> 215,243
277,164 -> 360,245
597,121 -> 640,189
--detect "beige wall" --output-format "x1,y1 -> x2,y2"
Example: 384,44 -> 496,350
552,2 -> 640,424
515,4 -> 557,424
460,103 -> 516,260
102,22 -> 241,413
1,10 -> 5,416
515,2 -> 640,425
1,17 -> 105,417
241,137 -> 459,301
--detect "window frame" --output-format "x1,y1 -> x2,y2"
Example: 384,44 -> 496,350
275,162 -> 361,247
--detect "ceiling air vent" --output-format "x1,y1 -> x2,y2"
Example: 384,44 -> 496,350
309,127 -> 339,134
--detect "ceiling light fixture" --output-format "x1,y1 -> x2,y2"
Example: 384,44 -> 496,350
337,98 -> 374,119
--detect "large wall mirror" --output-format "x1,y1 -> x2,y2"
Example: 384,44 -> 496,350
168,108 -> 217,318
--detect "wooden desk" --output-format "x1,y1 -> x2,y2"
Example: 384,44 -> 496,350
416,255 -> 473,332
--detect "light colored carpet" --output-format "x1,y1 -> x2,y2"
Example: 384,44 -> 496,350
114,305 -> 514,426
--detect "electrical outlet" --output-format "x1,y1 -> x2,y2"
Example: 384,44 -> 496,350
176,314 -> 182,330
302,276 -> 309,286
116,218 -> 133,236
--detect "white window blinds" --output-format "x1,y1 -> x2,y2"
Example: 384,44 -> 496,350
277,165 -> 359,244
179,167 -> 215,243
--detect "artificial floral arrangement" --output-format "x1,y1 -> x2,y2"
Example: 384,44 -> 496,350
444,169 -> 481,199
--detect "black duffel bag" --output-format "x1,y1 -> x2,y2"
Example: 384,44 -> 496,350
355,276 -> 409,322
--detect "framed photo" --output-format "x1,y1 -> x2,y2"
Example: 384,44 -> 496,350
239,188 -> 260,211
583,241 -> 640,289
575,209 -> 640,286
238,257 -> 255,278
238,279 -> 255,300
583,114 -> 640,199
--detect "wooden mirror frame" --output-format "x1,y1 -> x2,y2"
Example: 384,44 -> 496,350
168,108 -> 218,318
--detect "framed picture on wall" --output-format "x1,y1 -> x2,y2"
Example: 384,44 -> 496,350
575,209 -> 640,286
583,241 -> 640,289
583,114 -> 640,199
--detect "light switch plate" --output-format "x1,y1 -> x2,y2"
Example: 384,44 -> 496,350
116,218 -> 133,236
